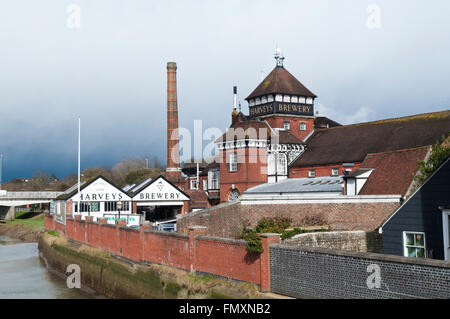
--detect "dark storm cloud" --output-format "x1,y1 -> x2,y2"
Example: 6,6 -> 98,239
0,0 -> 449,181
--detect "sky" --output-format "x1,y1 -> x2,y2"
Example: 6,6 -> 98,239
0,0 -> 449,182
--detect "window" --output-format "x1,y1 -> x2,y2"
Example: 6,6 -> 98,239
277,154 -> 287,176
403,232 -> 426,258
104,201 -> 129,212
283,121 -> 290,130
203,179 -> 207,190
208,169 -> 220,189
300,122 -> 306,131
229,153 -> 237,172
308,169 -> 315,177
331,168 -> 339,176
228,189 -> 240,201
190,179 -> 198,190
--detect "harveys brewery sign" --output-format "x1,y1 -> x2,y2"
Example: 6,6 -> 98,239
70,177 -> 131,202
249,102 -> 314,118
132,177 -> 189,203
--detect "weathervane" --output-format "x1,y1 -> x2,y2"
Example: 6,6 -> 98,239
274,47 -> 284,67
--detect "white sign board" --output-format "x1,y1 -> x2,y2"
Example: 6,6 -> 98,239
132,177 -> 189,202
70,177 -> 131,202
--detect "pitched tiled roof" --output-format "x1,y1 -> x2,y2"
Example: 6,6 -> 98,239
357,147 -> 430,196
314,116 -> 341,129
185,190 -> 210,209
292,110 -> 450,167
246,66 -> 316,100
277,130 -> 303,144
215,120 -> 272,143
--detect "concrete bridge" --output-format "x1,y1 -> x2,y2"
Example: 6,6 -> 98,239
0,191 -> 61,220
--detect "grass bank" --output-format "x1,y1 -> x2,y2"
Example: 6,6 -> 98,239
0,212 -> 44,241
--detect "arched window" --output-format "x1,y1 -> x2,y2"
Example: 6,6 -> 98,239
228,189 -> 240,201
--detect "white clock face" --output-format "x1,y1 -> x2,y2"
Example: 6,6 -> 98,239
228,189 -> 240,201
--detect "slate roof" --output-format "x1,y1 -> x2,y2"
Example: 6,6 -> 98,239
292,110 -> 450,167
246,66 -> 316,100
244,176 -> 343,194
357,146 -> 430,196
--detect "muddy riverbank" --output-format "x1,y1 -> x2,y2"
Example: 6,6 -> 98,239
38,232 -> 273,299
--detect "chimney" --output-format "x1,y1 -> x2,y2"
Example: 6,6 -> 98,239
166,62 -> 182,183
231,86 -> 240,125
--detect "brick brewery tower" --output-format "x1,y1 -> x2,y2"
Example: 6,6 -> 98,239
165,62 -> 182,185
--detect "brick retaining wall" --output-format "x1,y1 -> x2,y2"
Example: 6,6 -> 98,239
283,231 -> 382,253
44,214 -> 271,288
177,201 -> 400,239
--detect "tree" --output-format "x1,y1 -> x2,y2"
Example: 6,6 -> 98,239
28,170 -> 52,191
124,168 -> 164,186
415,135 -> 450,185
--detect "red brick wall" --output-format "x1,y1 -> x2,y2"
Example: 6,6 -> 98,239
265,115 -> 315,141
142,231 -> 190,270
219,147 -> 268,202
55,214 -> 268,286
290,162 -> 362,178
44,214 -> 55,231
195,237 -> 261,284
177,201 -> 400,239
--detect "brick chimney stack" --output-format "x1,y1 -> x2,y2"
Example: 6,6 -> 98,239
166,62 -> 182,184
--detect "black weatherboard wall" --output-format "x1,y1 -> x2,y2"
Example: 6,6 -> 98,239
382,158 -> 450,260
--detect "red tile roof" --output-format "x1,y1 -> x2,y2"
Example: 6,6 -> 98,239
246,66 -> 316,100
292,110 -> 450,167
185,190 -> 210,209
357,146 -> 430,196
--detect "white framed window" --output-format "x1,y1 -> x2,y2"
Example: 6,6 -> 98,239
291,96 -> 298,103
277,154 -> 287,176
229,153 -> 238,172
300,122 -> 306,131
283,121 -> 290,130
255,97 -> 261,105
268,95 -> 274,102
283,95 -> 291,102
331,168 -> 339,176
190,179 -> 198,190
202,179 -> 207,190
308,169 -> 315,177
208,169 -> 220,189
306,97 -> 313,104
261,96 -> 267,104
299,96 -> 306,104
403,231 -> 426,258
275,94 -> 283,102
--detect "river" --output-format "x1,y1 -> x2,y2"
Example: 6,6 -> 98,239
0,235 -> 93,299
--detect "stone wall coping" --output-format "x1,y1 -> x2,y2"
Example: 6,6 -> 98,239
188,225 -> 207,230
260,233 -> 282,238
177,201 -> 240,219
75,219 -> 84,223
286,230 -> 376,241
66,218 -> 74,221
101,223 -> 117,228
119,226 -> 139,232
270,243 -> 450,269
197,235 -> 247,246
144,229 -> 189,239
